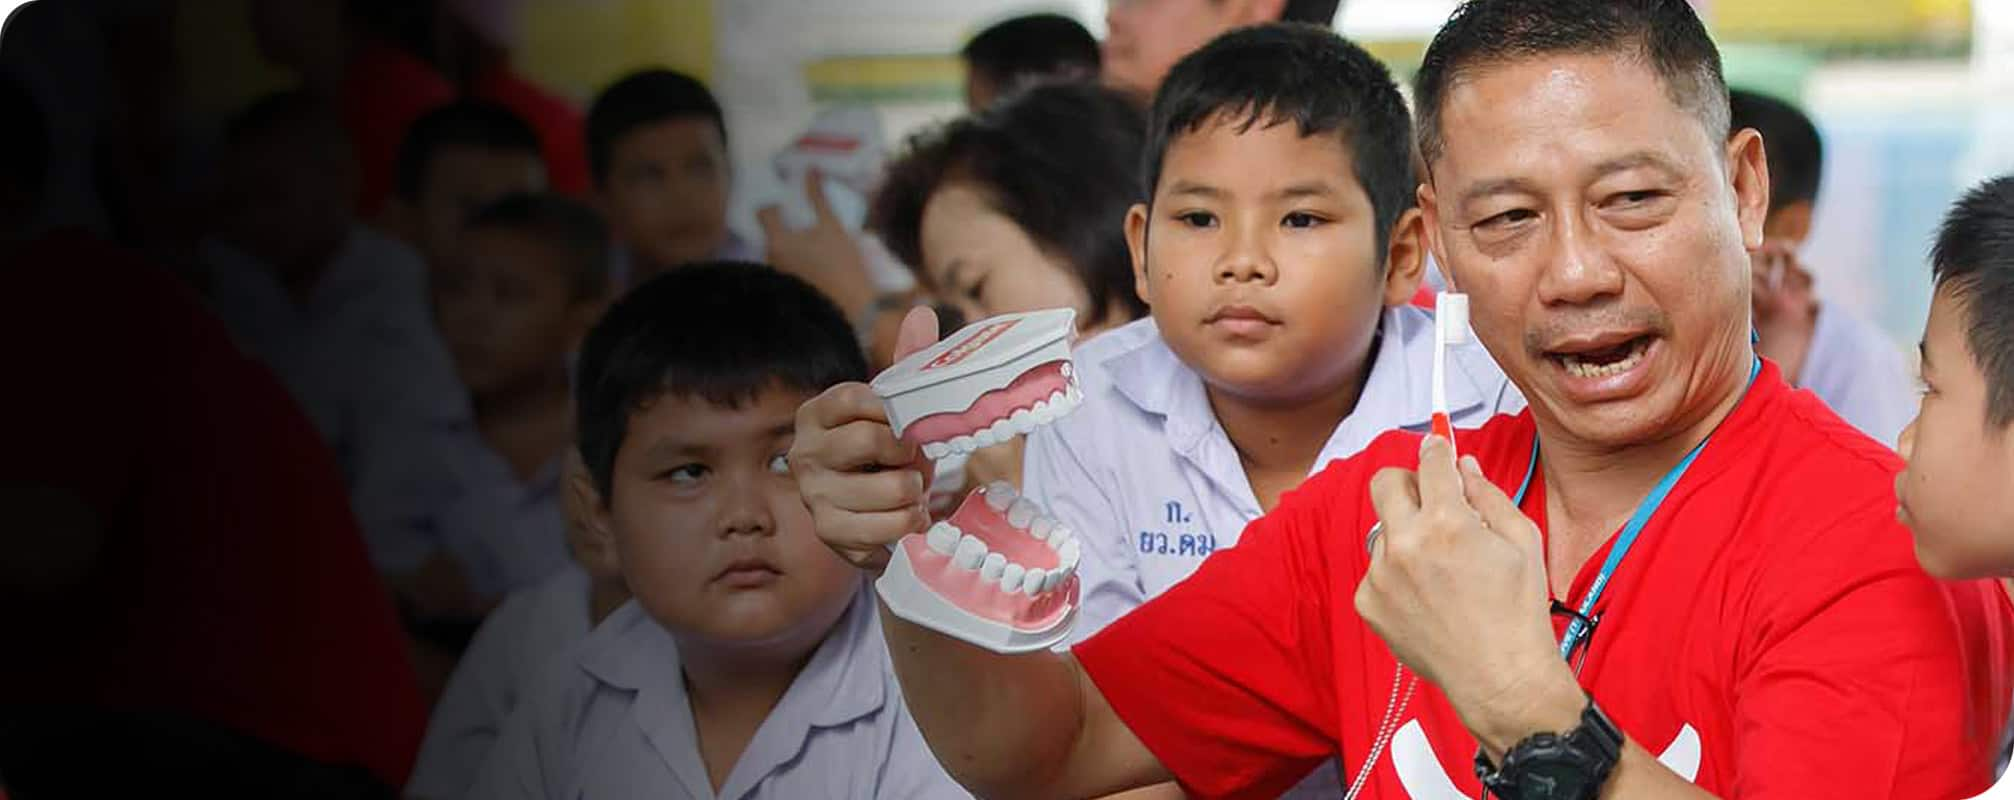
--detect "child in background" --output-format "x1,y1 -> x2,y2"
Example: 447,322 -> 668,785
470,263 -> 964,799
1020,26 -> 1521,795
870,81 -> 1150,489
1896,174 -> 2014,779
375,193 -> 610,625
1101,0 -> 1341,101
1730,88 -> 1917,446
404,486 -> 631,800
585,69 -> 755,285
384,100 -> 549,275
959,13 -> 1100,111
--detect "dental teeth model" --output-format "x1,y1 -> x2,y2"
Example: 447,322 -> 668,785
870,308 -> 1084,652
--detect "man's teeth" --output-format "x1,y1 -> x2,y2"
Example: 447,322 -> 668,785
1559,339 -> 1649,379
926,507 -> 1080,596
929,385 -> 1085,458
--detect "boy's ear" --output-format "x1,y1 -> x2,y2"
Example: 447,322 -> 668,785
1126,203 -> 1152,308
1380,207 -> 1427,307
564,450 -> 624,582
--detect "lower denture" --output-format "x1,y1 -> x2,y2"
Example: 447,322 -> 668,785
902,484 -> 1076,630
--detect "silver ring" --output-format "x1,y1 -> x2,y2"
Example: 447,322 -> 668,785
1365,521 -> 1384,555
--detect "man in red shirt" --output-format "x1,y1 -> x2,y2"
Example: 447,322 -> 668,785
788,1 -> 2013,798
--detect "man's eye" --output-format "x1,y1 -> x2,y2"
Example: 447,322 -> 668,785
1477,208 -> 1537,229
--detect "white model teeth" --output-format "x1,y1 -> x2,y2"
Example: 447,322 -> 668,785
1030,516 -> 1057,542
980,552 -> 1007,581
926,522 -> 960,554
999,563 -> 1025,592
1056,539 -> 1080,573
1039,567 -> 1062,592
1047,525 -> 1075,553
954,535 -> 987,569
1010,408 -> 1033,430
1560,339 -> 1649,379
1021,568 -> 1046,596
923,441 -> 949,460
1007,498 -> 1038,528
1032,400 -> 1055,424
984,481 -> 1017,510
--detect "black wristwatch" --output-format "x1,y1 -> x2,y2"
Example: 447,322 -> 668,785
1474,695 -> 1623,800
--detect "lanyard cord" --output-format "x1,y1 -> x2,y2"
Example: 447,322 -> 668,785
1511,357 -> 1763,659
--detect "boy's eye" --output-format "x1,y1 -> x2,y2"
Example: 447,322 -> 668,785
660,464 -> 708,485
1282,211 -> 1325,230
1175,211 -> 1217,229
964,275 -> 989,303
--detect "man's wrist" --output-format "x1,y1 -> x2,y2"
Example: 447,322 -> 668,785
1468,662 -> 1587,764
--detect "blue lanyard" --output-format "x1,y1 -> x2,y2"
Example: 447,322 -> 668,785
1508,357 -> 1762,660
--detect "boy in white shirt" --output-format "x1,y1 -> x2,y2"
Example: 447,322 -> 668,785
470,262 -> 965,799
1019,27 -> 1522,795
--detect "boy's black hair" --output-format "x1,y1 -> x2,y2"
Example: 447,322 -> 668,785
574,262 -> 868,496
961,13 -> 1099,94
464,193 -> 611,300
586,69 -> 726,188
1144,23 -> 1415,261
1728,88 -> 1823,214
1929,175 -> 2014,427
394,100 -> 544,202
872,82 -> 1149,329
1280,0 -> 1343,25
1413,0 -> 1728,167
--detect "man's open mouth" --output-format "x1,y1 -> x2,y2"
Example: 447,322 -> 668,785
1550,334 -> 1655,379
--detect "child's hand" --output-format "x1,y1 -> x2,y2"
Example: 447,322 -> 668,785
760,170 -> 876,316
788,307 -> 940,572
1749,240 -> 1819,383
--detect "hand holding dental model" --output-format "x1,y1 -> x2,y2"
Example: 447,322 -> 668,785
791,306 -> 1087,652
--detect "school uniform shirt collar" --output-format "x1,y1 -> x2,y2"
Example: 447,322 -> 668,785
574,582 -> 885,799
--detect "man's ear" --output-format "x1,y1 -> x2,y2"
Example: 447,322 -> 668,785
1727,128 -> 1770,251
1417,180 -> 1454,291
1380,208 -> 1427,307
1126,202 -> 1153,308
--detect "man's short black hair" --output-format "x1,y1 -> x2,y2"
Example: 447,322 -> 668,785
1728,88 -> 1823,214
464,192 -> 611,300
1930,175 -> 2014,427
961,13 -> 1099,95
574,262 -> 867,496
585,69 -> 726,188
394,100 -> 543,201
872,82 -> 1149,329
1144,23 -> 1415,260
1413,0 -> 1728,167
1280,0 -> 1343,25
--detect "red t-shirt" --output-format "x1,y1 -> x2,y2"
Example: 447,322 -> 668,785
1075,360 -> 2014,799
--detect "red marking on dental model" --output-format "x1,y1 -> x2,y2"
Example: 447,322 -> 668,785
900,360 -> 1072,446
922,318 -> 1021,371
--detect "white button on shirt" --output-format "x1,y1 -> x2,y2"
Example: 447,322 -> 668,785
468,583 -> 969,800
1025,306 -> 1524,643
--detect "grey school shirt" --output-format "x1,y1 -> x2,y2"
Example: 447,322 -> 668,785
467,583 -> 969,799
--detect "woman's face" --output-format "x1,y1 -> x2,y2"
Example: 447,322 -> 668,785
918,182 -> 1097,330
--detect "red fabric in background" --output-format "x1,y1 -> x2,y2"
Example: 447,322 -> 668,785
0,231 -> 426,788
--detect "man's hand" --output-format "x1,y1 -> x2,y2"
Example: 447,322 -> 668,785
1356,435 -> 1583,761
760,169 -> 877,316
787,306 -> 940,572
1749,240 -> 1819,384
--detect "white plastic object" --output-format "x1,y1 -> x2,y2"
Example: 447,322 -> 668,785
876,542 -> 1081,654
870,308 -> 1078,441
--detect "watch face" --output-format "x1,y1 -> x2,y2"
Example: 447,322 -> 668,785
1519,762 -> 1596,800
